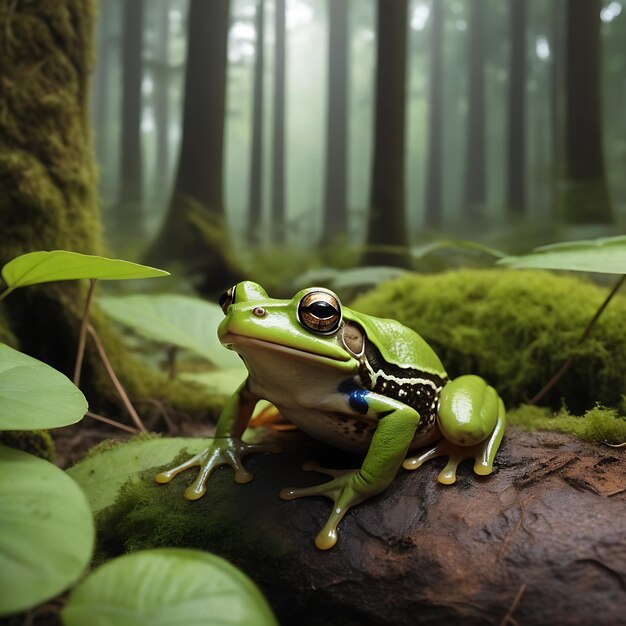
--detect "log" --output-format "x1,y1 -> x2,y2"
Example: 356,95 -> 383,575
99,428 -> 626,625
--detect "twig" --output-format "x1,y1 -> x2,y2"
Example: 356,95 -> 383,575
87,323 -> 147,433
73,278 -> 97,385
604,441 -> 626,448
85,410 -> 140,435
530,274 -> 626,405
499,583 -> 526,626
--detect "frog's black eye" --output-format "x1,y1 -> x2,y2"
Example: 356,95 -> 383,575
298,291 -> 341,334
219,286 -> 236,314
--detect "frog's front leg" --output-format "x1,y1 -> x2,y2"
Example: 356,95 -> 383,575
403,374 -> 505,484
155,380 -> 280,499
280,394 -> 420,550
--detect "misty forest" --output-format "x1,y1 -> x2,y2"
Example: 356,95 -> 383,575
0,1 -> 625,625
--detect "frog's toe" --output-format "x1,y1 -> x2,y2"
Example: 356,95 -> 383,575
302,460 -> 349,478
155,451 -> 204,484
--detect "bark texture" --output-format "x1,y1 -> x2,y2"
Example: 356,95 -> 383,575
100,428 -> 626,626
362,0 -> 411,268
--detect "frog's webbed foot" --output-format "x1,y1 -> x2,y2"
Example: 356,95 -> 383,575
280,462 -> 365,550
155,438 -> 281,500
403,439 -> 493,485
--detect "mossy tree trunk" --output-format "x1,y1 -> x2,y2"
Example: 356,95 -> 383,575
0,0 -> 199,413
144,0 -> 242,296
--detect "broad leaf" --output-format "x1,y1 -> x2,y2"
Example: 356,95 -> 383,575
0,344 -> 87,430
412,239 -> 505,259
179,367 -> 247,396
497,235 -> 626,274
62,548 -> 277,626
99,294 -> 240,367
67,437 -> 206,512
0,446 -> 95,617
1,250 -> 168,290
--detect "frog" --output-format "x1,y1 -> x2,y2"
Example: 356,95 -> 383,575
156,281 -> 506,550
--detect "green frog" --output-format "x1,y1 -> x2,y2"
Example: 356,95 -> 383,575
156,281 -> 506,549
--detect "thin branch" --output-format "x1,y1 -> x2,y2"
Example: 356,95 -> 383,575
87,323 -> 147,433
499,583 -> 526,626
85,410 -> 141,435
529,274 -> 626,405
73,278 -> 97,385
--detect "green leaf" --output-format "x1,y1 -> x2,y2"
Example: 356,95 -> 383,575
98,293 -> 240,367
0,446 -> 95,617
1,250 -> 169,290
67,437 -> 206,512
412,239 -> 506,259
0,343 -> 87,430
62,548 -> 277,626
179,367 -> 247,396
497,235 -> 626,274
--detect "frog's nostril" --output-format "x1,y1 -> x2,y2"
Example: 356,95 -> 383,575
252,307 -> 267,318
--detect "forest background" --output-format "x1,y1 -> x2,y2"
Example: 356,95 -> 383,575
93,0 -> 625,287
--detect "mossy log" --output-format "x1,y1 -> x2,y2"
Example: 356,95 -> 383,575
98,428 -> 626,625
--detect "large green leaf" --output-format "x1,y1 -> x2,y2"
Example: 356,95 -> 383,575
497,235 -> 626,274
62,548 -> 277,626
1,250 -> 169,290
67,437 -> 206,512
0,446 -> 95,617
0,343 -> 87,430
98,293 -> 240,367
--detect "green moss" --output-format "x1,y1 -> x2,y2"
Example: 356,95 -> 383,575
94,465 -> 289,566
509,405 -> 626,445
352,269 -> 626,410
0,429 -> 56,462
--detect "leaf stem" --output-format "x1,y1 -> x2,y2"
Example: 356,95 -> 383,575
529,274 -> 626,406
85,410 -> 140,434
0,286 -> 14,303
87,323 -> 147,433
73,279 -> 97,386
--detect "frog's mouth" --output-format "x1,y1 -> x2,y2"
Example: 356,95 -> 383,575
220,332 -> 355,370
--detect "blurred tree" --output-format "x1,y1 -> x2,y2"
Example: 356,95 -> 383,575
271,0 -> 286,243
550,0 -> 566,217
153,0 -> 171,200
362,0 -> 411,268
119,0 -> 144,233
424,0 -> 444,228
321,0 -> 349,244
248,0 -> 265,242
464,0 -> 486,220
92,0 -> 116,180
145,0 -> 242,294
562,0 -> 612,224
506,0 -> 526,215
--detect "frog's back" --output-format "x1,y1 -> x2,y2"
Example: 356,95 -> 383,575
343,309 -> 448,435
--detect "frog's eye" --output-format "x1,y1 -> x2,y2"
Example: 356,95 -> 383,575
298,291 -> 341,334
219,286 -> 235,314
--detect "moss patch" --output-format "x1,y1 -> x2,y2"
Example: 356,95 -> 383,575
351,269 -> 626,410
0,429 -> 56,462
509,405 -> 626,445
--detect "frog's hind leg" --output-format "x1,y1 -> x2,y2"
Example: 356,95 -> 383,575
403,375 -> 506,484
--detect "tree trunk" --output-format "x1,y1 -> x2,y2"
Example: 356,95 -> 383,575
154,0 -> 171,201
271,0 -> 286,244
321,0 -> 349,244
362,0 -> 411,268
550,0 -> 566,221
145,0 -> 242,295
424,0 -> 444,229
464,0 -> 486,221
562,0 -> 612,224
99,428 -> 626,625
506,0 -> 526,215
118,0 -> 144,233
248,0 -> 265,243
